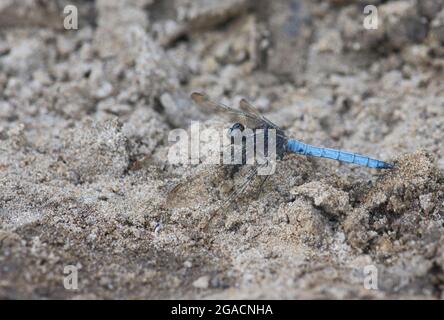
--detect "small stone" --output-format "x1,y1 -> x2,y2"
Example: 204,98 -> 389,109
192,275 -> 210,289
430,9 -> 444,43
402,45 -> 430,66
419,193 -> 435,214
417,0 -> 443,20
292,181 -> 351,217
94,82 -> 113,99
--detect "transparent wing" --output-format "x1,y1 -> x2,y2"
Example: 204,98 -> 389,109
166,165 -> 225,209
200,164 -> 263,230
238,98 -> 262,117
239,98 -> 282,130
191,92 -> 266,129
167,161 -> 270,230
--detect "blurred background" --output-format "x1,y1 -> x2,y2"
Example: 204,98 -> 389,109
0,0 -> 444,299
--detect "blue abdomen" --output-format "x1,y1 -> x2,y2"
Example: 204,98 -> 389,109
286,139 -> 392,169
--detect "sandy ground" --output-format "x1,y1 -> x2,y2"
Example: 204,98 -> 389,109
1,0 -> 444,299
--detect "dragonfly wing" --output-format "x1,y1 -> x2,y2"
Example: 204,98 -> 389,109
200,163 -> 264,230
239,98 -> 262,117
191,92 -> 264,129
167,165 -> 225,208
191,92 -> 238,116
239,98 -> 282,130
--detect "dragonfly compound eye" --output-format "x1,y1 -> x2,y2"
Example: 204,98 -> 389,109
227,123 -> 245,138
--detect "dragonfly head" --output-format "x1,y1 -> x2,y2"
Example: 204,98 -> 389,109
227,122 -> 245,139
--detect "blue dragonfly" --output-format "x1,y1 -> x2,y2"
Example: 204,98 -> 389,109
171,92 -> 393,229
190,92 -> 393,169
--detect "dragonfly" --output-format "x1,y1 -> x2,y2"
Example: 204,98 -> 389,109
169,92 -> 393,229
